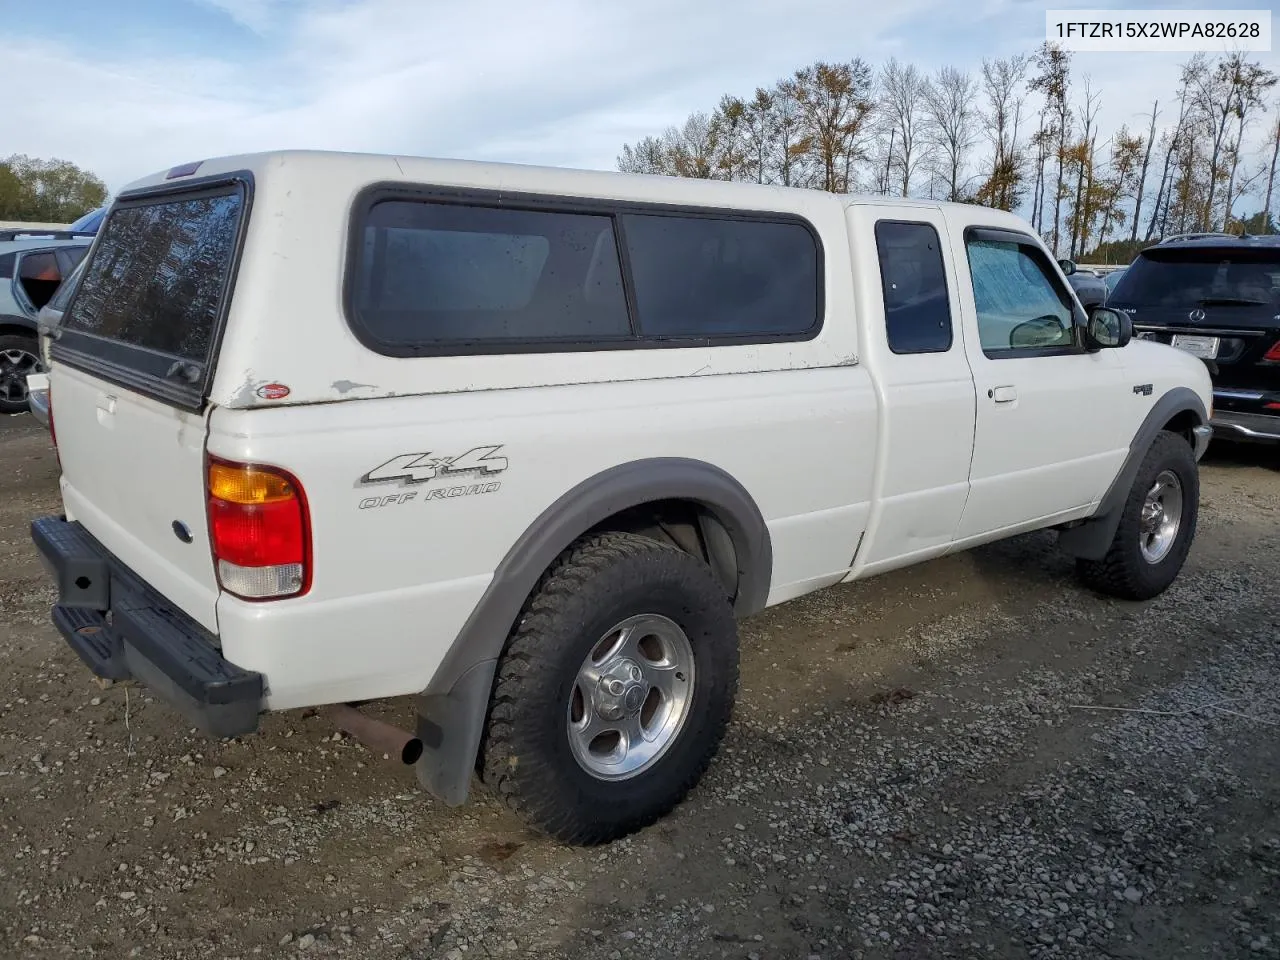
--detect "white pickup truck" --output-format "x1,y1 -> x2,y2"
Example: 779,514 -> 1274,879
32,151 -> 1213,845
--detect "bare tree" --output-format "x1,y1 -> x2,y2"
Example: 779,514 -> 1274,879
1190,53 -> 1278,230
613,43 -> 1279,235
1030,42 -> 1073,253
1030,116 -> 1050,230
740,89 -> 777,185
681,112 -> 726,179
1264,112 -> 1280,233
924,66 -> 979,201
618,135 -> 674,176
770,83 -> 810,188
1092,125 -> 1144,251
783,60 -> 876,193
1130,100 -> 1159,242
1226,159 -> 1267,231
879,58 -> 932,197
1146,71 -> 1196,240
977,54 -> 1030,212
1069,80 -> 1101,258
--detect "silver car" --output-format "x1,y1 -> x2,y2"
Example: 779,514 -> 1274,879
27,256 -> 89,426
0,233 -> 92,415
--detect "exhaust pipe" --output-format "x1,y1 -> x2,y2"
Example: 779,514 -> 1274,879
325,704 -> 423,765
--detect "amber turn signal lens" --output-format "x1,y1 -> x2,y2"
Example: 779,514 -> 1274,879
208,462 -> 295,504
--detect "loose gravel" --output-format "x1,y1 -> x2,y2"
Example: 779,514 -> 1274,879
0,418 -> 1277,960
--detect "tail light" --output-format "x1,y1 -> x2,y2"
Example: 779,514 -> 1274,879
1263,340 -> 1280,363
206,457 -> 311,601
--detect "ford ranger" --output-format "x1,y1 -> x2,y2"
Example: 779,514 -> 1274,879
31,151 -> 1213,845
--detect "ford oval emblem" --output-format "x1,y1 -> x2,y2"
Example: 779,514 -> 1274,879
256,383 -> 291,400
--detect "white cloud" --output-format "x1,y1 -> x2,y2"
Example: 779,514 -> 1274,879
192,0 -> 296,34
6,0 -> 1280,212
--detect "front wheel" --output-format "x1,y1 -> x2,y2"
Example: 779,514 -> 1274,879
0,334 -> 43,416
479,531 -> 740,845
1076,430 -> 1199,601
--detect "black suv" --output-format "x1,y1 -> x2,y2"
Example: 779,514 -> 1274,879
1106,235 -> 1280,445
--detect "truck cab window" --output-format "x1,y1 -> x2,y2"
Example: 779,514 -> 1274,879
874,220 -> 953,354
965,237 -> 1076,356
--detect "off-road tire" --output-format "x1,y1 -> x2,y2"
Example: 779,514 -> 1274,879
479,531 -> 739,845
1076,430 -> 1199,601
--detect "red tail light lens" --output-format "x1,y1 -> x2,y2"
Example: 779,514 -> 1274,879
1264,340 -> 1280,363
207,458 -> 310,600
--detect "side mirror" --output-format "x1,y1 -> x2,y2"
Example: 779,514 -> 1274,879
1085,306 -> 1132,350
1057,258 -> 1077,276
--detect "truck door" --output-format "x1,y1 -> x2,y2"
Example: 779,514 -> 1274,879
845,205 -> 977,577
949,225 -> 1130,540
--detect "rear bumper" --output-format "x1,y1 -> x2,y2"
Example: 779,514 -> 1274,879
30,515 -> 263,737
1211,409 -> 1280,444
26,373 -> 49,427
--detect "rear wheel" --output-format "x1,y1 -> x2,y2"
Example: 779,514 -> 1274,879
0,334 -> 42,416
1076,430 -> 1199,601
479,531 -> 739,845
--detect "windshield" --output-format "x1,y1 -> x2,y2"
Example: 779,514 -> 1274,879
1111,249 -> 1280,307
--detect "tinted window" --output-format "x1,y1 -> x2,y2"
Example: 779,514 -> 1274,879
874,221 -> 953,354
64,191 -> 244,364
622,214 -> 819,338
0,252 -> 14,279
966,237 -> 1075,354
56,246 -> 89,274
352,201 -> 631,348
1110,249 -> 1280,308
18,251 -> 62,310
49,257 -> 87,312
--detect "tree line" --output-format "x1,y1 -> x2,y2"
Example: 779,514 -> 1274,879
617,46 -> 1280,263
0,155 -> 107,224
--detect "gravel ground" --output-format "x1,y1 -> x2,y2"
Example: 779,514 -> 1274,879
1,415 -> 1278,960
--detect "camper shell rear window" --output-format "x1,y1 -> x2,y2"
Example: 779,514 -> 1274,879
55,176 -> 251,408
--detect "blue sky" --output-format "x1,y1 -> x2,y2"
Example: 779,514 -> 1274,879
4,0 -> 1279,196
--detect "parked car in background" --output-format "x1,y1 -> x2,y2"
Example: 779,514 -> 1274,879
67,206 -> 108,235
1104,266 -> 1128,301
1058,259 -> 1108,309
1107,235 -> 1280,444
0,233 -> 92,414
27,255 -> 88,426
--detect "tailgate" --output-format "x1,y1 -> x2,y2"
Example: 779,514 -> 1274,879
49,179 -> 250,632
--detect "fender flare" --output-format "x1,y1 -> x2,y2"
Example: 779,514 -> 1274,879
412,457 -> 772,806
1057,386 -> 1208,561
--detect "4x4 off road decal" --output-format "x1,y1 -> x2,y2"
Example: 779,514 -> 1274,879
357,445 -> 507,509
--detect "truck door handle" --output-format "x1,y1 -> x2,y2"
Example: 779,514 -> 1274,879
990,386 -> 1018,403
